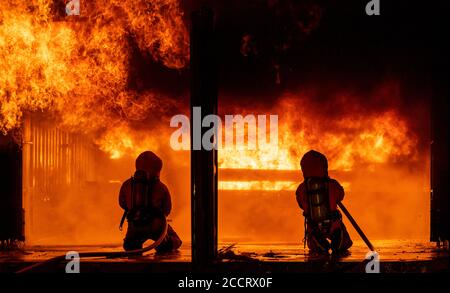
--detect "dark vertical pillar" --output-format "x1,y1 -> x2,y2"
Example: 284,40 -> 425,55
430,69 -> 449,243
190,7 -> 218,268
0,134 -> 24,245
430,2 -> 449,243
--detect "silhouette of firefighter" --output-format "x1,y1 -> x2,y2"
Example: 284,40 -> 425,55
296,150 -> 353,254
119,151 -> 182,253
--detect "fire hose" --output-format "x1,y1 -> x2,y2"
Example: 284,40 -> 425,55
15,218 -> 168,273
338,202 -> 375,252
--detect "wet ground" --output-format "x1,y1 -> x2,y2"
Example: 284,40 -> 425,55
1,239 -> 448,272
220,239 -> 449,262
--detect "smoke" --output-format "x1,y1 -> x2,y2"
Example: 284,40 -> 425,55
25,123 -> 191,245
2,1 -> 431,246
0,0 -> 191,245
218,80 -> 430,242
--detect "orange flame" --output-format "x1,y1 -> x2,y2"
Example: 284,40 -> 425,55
0,0 -> 188,140
219,94 -> 417,173
1,1 -> 428,243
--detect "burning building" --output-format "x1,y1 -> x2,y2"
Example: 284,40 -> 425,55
0,0 -> 448,273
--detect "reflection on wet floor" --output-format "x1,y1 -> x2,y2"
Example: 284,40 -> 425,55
218,240 -> 449,262
0,239 -> 448,264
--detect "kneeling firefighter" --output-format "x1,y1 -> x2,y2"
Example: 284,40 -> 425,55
119,151 -> 182,253
296,150 -> 353,254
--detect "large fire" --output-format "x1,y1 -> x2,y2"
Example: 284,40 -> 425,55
219,95 -> 417,172
1,0 -> 190,244
218,90 -> 429,242
0,1 -> 429,245
0,0 -> 188,136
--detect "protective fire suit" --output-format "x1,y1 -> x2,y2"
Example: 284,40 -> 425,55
119,151 -> 182,253
295,150 -> 352,253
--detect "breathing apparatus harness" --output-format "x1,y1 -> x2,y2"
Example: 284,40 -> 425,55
120,170 -> 161,231
302,176 -> 341,248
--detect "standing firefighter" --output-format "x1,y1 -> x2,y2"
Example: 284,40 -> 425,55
119,151 -> 182,253
296,150 -> 352,254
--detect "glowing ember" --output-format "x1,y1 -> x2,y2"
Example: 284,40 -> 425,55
219,180 -> 298,191
219,180 -> 351,191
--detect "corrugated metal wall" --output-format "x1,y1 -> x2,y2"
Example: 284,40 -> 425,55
22,115 -> 99,242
